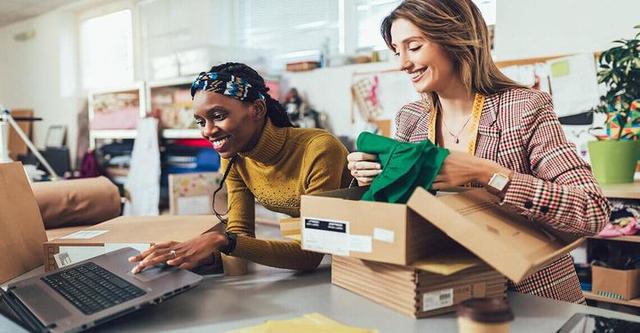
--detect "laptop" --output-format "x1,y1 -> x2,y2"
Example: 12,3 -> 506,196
0,247 -> 202,333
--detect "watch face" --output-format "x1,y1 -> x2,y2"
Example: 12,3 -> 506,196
490,173 -> 509,191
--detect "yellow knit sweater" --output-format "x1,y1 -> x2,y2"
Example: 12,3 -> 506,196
220,119 -> 350,271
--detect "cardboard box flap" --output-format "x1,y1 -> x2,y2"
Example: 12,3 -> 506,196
0,162 -> 48,283
410,249 -> 484,276
407,187 -> 582,283
47,215 -> 219,244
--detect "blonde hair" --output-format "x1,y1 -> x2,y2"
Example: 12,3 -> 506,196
381,0 -> 523,98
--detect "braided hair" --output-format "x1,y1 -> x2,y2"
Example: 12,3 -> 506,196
200,62 -> 293,128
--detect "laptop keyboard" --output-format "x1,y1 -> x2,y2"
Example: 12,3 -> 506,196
41,262 -> 146,315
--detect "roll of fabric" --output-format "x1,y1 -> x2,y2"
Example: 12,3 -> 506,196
31,176 -> 121,229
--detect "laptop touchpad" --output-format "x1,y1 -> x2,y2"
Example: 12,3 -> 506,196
132,264 -> 176,282
13,285 -> 70,325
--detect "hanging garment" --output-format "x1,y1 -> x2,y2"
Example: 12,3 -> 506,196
123,118 -> 161,215
356,132 -> 449,203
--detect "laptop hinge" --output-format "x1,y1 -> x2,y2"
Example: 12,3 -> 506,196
4,289 -> 51,333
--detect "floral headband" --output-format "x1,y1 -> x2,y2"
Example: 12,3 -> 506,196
190,71 -> 265,102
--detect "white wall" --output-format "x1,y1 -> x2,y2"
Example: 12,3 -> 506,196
495,0 -> 640,60
282,61 -> 418,139
0,10 -> 80,165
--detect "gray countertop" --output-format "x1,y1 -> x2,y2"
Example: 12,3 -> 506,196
83,263 -> 640,333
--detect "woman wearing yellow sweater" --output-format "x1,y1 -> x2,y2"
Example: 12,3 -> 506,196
130,63 -> 350,272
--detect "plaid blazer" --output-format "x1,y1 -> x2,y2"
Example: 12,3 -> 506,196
395,88 -> 610,304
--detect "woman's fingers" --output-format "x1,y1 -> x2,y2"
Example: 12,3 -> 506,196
348,160 -> 382,171
166,256 -> 186,267
131,248 -> 179,273
353,169 -> 382,177
347,152 -> 378,162
350,169 -> 381,183
356,176 -> 375,186
128,242 -> 173,262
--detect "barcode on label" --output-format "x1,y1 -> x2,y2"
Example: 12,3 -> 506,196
422,288 -> 454,312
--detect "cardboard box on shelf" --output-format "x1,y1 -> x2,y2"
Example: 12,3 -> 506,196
301,186 -> 583,283
286,61 -> 320,72
332,255 -> 507,318
43,215 -> 219,272
592,265 -> 640,300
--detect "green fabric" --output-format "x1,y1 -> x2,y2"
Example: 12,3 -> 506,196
356,132 -> 449,203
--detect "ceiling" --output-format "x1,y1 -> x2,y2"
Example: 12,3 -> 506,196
0,0 -> 81,28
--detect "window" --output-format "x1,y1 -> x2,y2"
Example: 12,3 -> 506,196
474,0 -> 496,26
80,9 -> 134,90
234,0 -> 340,65
354,0 -> 497,51
355,0 -> 402,51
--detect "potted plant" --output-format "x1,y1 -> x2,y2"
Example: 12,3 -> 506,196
589,25 -> 640,184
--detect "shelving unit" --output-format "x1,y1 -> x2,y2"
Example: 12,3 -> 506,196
600,181 -> 640,200
584,291 -> 640,307
583,181 -> 640,311
147,77 -> 197,132
88,82 -> 146,149
588,235 -> 640,244
162,129 -> 201,139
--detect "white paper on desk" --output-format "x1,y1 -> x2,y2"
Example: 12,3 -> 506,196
124,118 -> 161,216
177,195 -> 211,215
60,230 -> 108,239
548,54 -> 600,118
58,246 -> 104,265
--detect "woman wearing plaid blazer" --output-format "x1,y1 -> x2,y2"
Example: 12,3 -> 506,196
348,0 -> 610,304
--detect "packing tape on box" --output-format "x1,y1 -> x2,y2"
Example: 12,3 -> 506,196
31,176 -> 121,229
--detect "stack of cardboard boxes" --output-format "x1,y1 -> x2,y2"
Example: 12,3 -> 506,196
332,255 -> 506,318
300,186 -> 583,317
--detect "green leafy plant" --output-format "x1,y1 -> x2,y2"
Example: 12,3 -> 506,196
592,25 -> 640,140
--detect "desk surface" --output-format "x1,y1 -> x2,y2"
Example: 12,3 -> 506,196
93,264 -> 640,332
601,180 -> 640,199
4,262 -> 640,333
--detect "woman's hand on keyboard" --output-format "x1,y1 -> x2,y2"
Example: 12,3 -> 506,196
128,232 -> 228,273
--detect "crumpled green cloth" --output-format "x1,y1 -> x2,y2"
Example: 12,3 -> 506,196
356,132 -> 449,203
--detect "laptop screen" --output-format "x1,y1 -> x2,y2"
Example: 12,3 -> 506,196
0,289 -> 30,333
557,313 -> 640,333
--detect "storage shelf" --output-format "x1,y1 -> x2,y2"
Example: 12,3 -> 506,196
162,129 -> 201,139
588,235 -> 640,244
584,291 -> 640,307
601,181 -> 640,199
90,129 -> 137,140
90,129 -> 203,140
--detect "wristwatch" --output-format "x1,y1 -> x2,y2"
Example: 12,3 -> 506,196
218,232 -> 237,255
487,172 -> 511,194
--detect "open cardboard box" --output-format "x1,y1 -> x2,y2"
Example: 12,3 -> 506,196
301,186 -> 583,283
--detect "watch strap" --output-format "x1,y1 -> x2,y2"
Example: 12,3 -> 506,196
219,231 -> 237,255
